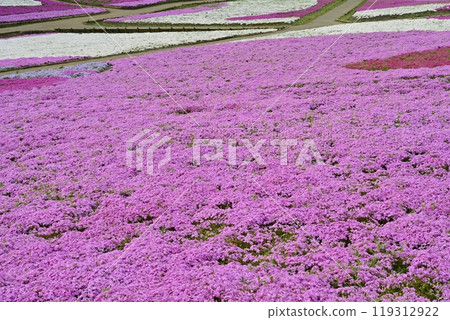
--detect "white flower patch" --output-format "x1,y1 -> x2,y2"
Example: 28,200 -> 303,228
354,3 -> 447,19
243,19 -> 450,40
0,0 -> 41,6
0,29 -> 276,59
124,0 -> 317,25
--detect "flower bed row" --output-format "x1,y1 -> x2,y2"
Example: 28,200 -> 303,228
0,29 -> 275,61
0,0 -> 42,7
0,29 -> 448,301
228,0 -> 335,21
112,0 -> 319,25
0,0 -> 107,24
106,2 -> 228,23
358,0 -> 449,11
354,0 -> 450,19
247,18 -> 450,40
0,7 -> 107,23
0,62 -> 111,92
0,56 -> 84,72
71,0 -> 169,8
2,61 -> 111,79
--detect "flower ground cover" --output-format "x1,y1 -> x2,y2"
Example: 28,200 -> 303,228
0,0 -> 107,24
227,0 -> 335,21
353,0 -> 450,19
1,62 -> 111,80
106,2 -> 227,23
0,62 -> 111,92
0,0 -> 42,6
109,0 -> 339,24
116,0 -> 319,25
0,29 -> 276,60
0,29 -> 448,301
358,0 -> 449,11
249,18 -> 450,40
345,46 -> 450,70
0,56 -> 84,72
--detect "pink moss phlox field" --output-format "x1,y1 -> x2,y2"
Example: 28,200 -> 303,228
0,0 -> 107,24
0,57 -> 84,72
357,0 -> 449,11
0,30 -> 449,302
107,3 -> 227,22
228,0 -> 334,21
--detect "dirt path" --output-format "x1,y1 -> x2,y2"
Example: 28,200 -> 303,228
0,0 -> 362,75
285,0 -> 360,31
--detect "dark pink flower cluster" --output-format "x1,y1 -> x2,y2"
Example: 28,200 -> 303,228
0,30 -> 449,302
228,0 -> 334,21
0,77 -> 63,93
0,0 -> 106,24
345,46 -> 450,70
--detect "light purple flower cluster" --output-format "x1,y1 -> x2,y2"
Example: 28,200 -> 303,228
0,56 -> 84,72
228,0 -> 334,21
0,0 -> 107,24
106,2 -> 227,22
0,62 -> 111,93
357,0 -> 449,11
0,30 -> 449,302
2,62 -> 111,80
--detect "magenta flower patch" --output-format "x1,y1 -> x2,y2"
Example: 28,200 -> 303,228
0,77 -> 64,93
0,30 -> 449,302
345,46 -> 450,70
